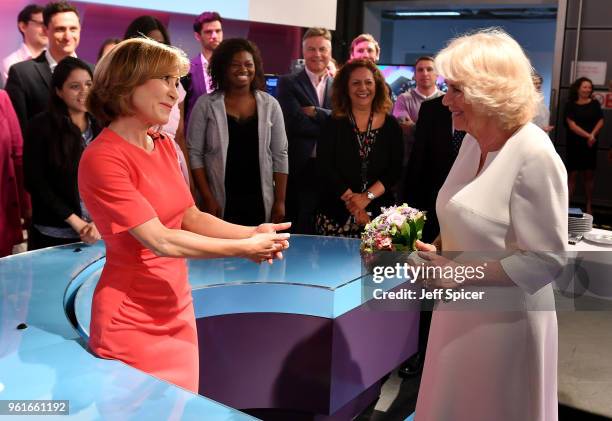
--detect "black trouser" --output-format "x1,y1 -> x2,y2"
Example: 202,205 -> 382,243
286,158 -> 318,235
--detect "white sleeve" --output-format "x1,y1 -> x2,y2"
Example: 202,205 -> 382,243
501,143 -> 568,294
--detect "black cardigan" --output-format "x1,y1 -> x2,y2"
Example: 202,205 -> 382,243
23,111 -> 102,228
316,114 -> 403,223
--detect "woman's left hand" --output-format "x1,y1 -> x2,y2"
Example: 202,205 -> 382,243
346,192 -> 370,214
255,221 -> 291,234
254,222 -> 291,260
270,201 -> 285,224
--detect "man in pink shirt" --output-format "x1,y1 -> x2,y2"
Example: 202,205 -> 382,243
392,56 -> 443,168
1,4 -> 48,87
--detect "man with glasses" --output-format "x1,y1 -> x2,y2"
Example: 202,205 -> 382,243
1,4 -> 47,86
6,1 -> 83,132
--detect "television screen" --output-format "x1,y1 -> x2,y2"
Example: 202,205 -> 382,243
265,74 -> 279,98
377,64 -> 447,98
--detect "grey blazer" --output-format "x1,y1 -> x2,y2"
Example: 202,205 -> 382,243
186,90 -> 289,221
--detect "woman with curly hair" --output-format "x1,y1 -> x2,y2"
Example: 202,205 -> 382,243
187,38 -> 289,225
315,58 -> 403,237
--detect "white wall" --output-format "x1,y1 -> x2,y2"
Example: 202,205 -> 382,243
73,0 -> 337,29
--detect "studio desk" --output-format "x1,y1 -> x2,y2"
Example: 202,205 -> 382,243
0,235 -> 420,420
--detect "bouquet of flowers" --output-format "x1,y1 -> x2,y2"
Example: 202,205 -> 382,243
360,204 -> 426,254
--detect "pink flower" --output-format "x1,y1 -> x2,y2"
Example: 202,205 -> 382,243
388,211 -> 407,228
375,235 -> 393,250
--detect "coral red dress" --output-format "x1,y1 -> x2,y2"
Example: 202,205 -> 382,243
78,128 -> 198,393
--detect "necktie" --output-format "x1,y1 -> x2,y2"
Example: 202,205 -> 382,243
452,130 -> 466,155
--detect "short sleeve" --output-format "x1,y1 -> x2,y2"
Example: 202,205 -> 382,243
593,100 -> 604,120
78,146 -> 157,235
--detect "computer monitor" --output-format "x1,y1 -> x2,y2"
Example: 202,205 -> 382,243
377,64 -> 447,97
265,74 -> 279,98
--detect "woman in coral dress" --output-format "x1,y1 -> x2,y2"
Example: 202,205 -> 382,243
78,38 -> 290,393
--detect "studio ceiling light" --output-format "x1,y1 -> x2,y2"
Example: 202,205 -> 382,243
394,11 -> 460,17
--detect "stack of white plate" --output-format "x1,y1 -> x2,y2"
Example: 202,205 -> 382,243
569,213 -> 593,234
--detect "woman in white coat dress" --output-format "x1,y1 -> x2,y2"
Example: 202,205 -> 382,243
414,29 -> 567,421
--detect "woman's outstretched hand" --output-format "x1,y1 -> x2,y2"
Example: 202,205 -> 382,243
250,222 -> 291,263
243,232 -> 290,264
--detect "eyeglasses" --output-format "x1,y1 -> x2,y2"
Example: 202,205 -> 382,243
28,19 -> 44,27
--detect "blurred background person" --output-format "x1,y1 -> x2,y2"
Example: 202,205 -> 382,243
187,38 -> 288,225
327,57 -> 338,78
564,76 -> 604,215
184,11 -> 223,130
316,59 -> 402,236
415,29 -> 566,421
123,15 -> 170,44
80,38 -> 289,394
96,37 -> 121,62
392,56 -> 443,201
0,90 -> 29,257
1,4 -> 47,87
349,33 -> 380,62
123,15 -> 189,185
23,57 -> 100,250
277,27 -> 333,234
6,1 -> 83,133
532,73 -> 554,133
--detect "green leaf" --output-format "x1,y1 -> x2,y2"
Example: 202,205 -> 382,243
414,215 -> 425,240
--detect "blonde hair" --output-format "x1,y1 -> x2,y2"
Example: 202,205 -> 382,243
88,37 -> 190,124
435,28 -> 540,130
302,27 -> 332,43
350,33 -> 380,55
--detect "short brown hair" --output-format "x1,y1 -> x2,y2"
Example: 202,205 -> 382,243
88,38 -> 189,125
193,11 -> 222,33
350,33 -> 380,55
415,56 -> 434,67
43,1 -> 79,26
302,27 -> 331,43
331,59 -> 391,118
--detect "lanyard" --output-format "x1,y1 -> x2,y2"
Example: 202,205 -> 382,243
348,111 -> 375,191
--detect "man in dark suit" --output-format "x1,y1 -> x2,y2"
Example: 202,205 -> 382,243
399,94 -> 465,377
183,11 -> 223,130
405,94 -> 465,242
277,27 -> 333,234
6,1 -> 82,133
